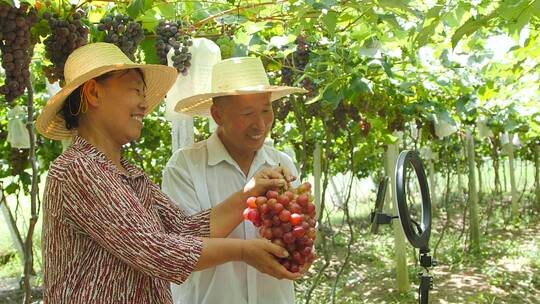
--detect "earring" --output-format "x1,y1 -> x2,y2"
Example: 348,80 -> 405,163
68,90 -> 82,116
80,87 -> 88,114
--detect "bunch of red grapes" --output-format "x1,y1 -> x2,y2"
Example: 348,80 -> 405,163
243,182 -> 317,273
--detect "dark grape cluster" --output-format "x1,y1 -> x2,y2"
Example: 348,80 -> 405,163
359,116 -> 371,137
389,113 -> 405,131
43,10 -> 89,85
280,35 -> 314,93
9,148 -> 29,176
0,2 -> 38,103
155,21 -> 193,75
274,99 -> 290,121
97,14 -> 144,61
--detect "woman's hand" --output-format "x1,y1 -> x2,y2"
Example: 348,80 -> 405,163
244,166 -> 297,197
241,239 -> 301,280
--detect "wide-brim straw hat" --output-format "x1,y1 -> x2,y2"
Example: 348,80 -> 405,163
174,57 -> 308,116
36,42 -> 177,140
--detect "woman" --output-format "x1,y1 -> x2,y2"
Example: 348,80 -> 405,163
36,43 -> 299,303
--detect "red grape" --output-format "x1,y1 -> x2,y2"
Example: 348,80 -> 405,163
260,203 -> 270,214
300,246 -> 313,256
277,194 -> 289,206
272,227 -> 284,238
246,197 -> 257,208
272,215 -> 282,226
266,190 -> 279,199
292,226 -> 305,238
283,232 -> 295,244
289,203 -> 302,214
279,210 -> 291,222
282,222 -> 292,233
305,202 -> 316,214
297,194 -> 309,206
272,202 -> 284,214
267,198 -> 277,209
256,196 -> 267,206
284,191 -> 295,200
262,219 -> 273,228
297,182 -> 312,194
243,208 -> 251,220
292,251 -> 304,264
286,243 -> 297,252
263,228 -> 273,239
247,209 -> 260,223
290,213 -> 302,225
307,227 -> 317,239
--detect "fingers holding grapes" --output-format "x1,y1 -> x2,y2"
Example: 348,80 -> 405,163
242,239 -> 301,280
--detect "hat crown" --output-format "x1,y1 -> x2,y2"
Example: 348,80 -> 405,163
64,42 -> 133,84
211,57 -> 270,92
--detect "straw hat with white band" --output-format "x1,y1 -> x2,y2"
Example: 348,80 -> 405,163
174,57 -> 308,116
36,42 -> 178,140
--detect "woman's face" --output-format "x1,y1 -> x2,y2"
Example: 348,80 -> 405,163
89,69 -> 147,145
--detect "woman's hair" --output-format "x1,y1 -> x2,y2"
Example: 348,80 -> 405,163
61,68 -> 146,130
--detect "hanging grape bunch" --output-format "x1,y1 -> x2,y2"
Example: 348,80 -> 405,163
389,112 -> 405,131
97,14 -> 144,61
333,102 -> 348,130
42,9 -> 89,85
0,2 -> 38,103
155,20 -> 194,75
273,99 -> 291,121
294,35 -> 315,94
280,35 -> 314,95
9,148 -> 29,176
358,115 -> 371,137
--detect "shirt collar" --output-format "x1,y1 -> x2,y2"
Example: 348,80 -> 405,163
206,132 -> 278,168
72,136 -> 145,179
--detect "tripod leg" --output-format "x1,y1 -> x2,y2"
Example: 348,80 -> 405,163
418,274 -> 431,304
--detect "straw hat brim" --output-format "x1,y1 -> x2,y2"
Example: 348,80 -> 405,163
36,63 -> 177,140
174,85 -> 308,117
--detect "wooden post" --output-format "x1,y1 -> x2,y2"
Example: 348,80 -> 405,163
385,142 -> 409,292
507,137 -> 518,220
465,131 -> 480,253
534,146 -> 540,212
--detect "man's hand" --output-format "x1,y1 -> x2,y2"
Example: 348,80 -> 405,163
274,164 -> 297,190
244,167 -> 297,197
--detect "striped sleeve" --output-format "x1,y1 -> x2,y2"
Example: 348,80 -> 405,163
60,157 -> 202,285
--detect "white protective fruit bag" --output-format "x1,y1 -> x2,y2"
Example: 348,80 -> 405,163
433,113 -> 457,139
477,118 -> 494,138
7,105 -> 30,149
165,38 -> 221,151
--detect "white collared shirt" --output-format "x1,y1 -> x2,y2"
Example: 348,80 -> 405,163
162,132 -> 299,304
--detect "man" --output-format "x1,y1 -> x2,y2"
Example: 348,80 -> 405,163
162,57 -> 308,304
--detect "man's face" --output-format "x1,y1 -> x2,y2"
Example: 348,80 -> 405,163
211,92 -> 274,154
